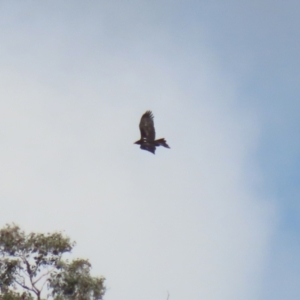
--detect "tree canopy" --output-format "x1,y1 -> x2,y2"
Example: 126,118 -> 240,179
0,224 -> 105,300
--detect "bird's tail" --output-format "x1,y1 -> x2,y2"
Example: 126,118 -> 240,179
155,138 -> 170,148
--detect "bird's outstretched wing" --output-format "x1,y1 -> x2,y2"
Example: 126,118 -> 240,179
139,110 -> 155,142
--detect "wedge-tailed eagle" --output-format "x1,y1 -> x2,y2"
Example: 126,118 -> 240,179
134,110 -> 170,154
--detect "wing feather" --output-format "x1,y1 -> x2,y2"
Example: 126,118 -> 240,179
139,110 -> 155,141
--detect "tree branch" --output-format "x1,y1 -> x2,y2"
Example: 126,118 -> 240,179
15,279 -> 33,292
33,268 -> 53,285
166,291 -> 170,300
23,257 -> 40,297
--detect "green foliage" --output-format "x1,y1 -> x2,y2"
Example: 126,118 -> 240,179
49,259 -> 105,300
0,224 -> 105,300
0,290 -> 34,300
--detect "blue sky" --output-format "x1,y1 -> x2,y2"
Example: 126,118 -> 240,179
0,1 -> 299,299
200,2 -> 300,297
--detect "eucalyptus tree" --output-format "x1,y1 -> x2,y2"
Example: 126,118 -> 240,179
0,224 -> 105,300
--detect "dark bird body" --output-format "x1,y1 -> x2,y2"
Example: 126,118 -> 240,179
134,110 -> 170,154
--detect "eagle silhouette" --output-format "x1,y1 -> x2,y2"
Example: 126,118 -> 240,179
134,110 -> 170,154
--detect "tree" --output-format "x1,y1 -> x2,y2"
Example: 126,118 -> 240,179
0,224 -> 105,300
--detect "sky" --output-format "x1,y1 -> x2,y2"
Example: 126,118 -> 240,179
0,1 -> 299,299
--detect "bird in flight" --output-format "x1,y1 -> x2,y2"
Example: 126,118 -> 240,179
134,110 -> 170,154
